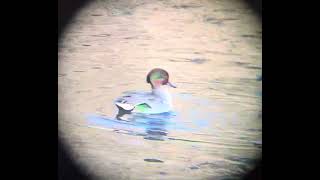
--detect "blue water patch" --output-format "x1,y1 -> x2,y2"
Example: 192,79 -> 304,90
87,112 -> 182,140
87,110 -> 216,141
87,94 -> 228,141
87,114 -> 146,134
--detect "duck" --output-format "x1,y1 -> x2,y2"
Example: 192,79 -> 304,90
114,68 -> 176,115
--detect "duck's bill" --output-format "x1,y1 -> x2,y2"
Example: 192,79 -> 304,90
167,81 -> 177,88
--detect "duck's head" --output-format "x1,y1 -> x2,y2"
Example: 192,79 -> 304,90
146,68 -> 176,89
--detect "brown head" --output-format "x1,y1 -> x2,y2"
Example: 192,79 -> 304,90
146,68 -> 176,89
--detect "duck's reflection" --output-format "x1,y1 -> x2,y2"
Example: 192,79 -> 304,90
116,111 -> 174,141
143,117 -> 168,141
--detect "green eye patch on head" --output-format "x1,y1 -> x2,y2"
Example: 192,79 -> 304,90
150,72 -> 163,81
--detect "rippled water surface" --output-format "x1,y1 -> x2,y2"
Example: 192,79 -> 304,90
58,0 -> 261,179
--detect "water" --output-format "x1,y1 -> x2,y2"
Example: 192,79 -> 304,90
58,0 -> 261,179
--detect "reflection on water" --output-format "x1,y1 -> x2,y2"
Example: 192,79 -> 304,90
139,114 -> 170,141
58,0 -> 261,179
87,93 -> 222,142
88,112 -> 174,141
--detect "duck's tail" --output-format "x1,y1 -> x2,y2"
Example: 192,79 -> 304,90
115,102 -> 134,120
115,102 -> 135,112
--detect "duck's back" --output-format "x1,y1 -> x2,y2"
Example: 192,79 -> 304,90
114,91 -> 172,114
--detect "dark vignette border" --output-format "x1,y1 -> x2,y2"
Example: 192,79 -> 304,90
58,0 -> 262,180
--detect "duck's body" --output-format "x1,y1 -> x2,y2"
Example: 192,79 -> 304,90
115,87 -> 173,114
114,68 -> 176,115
